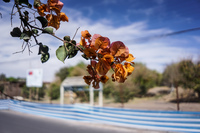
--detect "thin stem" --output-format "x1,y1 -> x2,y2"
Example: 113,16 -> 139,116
10,3 -> 15,27
72,27 -> 80,40
13,42 -> 27,54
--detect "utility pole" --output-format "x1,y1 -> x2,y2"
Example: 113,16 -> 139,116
29,87 -> 32,101
120,85 -> 124,108
175,85 -> 180,111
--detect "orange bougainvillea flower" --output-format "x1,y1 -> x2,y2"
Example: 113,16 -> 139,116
110,41 -> 127,57
92,78 -> 100,89
96,58 -> 110,76
50,6 -> 60,14
98,48 -> 110,56
35,0 -> 68,30
59,12 -> 69,22
79,37 -> 87,47
48,0 -> 63,11
78,30 -> 135,88
81,30 -> 91,39
55,0 -> 64,10
91,34 -> 101,46
118,46 -> 129,61
126,54 -> 135,62
91,60 -> 97,68
83,76 -> 93,85
86,65 -> 97,76
84,48 -> 96,59
124,62 -> 134,76
84,75 -> 101,89
94,36 -> 110,49
46,14 -> 60,29
112,64 -> 128,83
100,75 -> 109,83
96,54 -> 114,75
103,54 -> 115,63
36,4 -> 48,17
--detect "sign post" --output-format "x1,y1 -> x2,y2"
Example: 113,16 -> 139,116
26,69 -> 43,101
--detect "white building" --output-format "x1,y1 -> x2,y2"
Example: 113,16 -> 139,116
60,76 -> 103,106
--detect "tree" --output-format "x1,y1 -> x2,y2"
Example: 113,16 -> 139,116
103,63 -> 161,105
3,0 -> 135,89
0,74 -> 6,81
178,59 -> 200,99
162,59 -> 200,100
162,62 -> 182,88
22,85 -> 46,100
194,61 -> 200,98
48,83 -> 60,103
132,63 -> 161,96
55,62 -> 87,81
55,67 -> 70,82
68,62 -> 87,77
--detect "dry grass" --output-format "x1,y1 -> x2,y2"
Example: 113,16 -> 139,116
30,86 -> 200,112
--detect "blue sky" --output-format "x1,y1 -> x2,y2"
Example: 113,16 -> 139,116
0,0 -> 199,82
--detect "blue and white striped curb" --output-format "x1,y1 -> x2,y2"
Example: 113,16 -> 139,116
0,99 -> 200,132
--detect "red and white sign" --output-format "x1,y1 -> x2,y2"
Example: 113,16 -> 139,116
26,69 -> 43,87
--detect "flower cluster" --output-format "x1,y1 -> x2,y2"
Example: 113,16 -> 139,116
79,30 -> 135,89
34,0 -> 68,29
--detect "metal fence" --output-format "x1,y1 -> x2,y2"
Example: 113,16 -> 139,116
0,99 -> 200,132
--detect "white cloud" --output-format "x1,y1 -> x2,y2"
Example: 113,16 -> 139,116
0,5 -> 199,82
193,36 -> 200,43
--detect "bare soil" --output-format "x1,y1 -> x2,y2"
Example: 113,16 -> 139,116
35,86 -> 200,112
103,87 -> 200,112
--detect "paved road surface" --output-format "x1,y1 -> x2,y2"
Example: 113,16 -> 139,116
0,110 -> 168,133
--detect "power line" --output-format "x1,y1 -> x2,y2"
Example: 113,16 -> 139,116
133,27 -> 200,43
0,57 -> 38,64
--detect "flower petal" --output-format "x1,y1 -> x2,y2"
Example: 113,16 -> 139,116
83,76 -> 93,85
112,64 -> 128,83
96,58 -> 111,75
126,54 -> 135,62
100,75 -> 109,83
110,41 -> 127,57
60,12 -> 69,22
124,62 -> 134,75
95,36 -> 110,49
81,30 -> 91,39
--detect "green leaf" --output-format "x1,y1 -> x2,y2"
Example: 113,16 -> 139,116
32,29 -> 38,35
78,45 -> 86,51
19,0 -> 32,8
43,27 -> 54,34
65,42 -> 78,59
63,36 -> 71,41
3,0 -> 10,3
20,33 -> 30,42
10,27 -> 22,37
34,0 -> 41,8
56,46 -> 67,63
23,11 -> 29,22
82,54 -> 89,60
23,29 -> 32,37
68,49 -> 78,58
38,43 -> 49,55
71,40 -> 79,50
36,16 -> 48,28
41,53 -> 50,63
